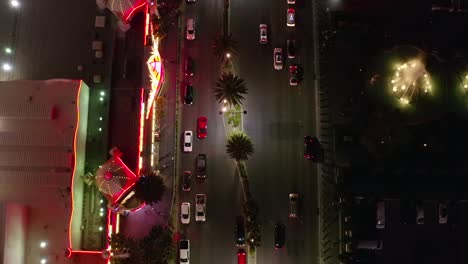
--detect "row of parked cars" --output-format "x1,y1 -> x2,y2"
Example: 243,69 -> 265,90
376,200 -> 450,229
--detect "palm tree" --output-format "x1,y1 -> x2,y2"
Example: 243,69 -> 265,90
212,33 -> 238,59
226,132 -> 254,161
213,73 -> 248,107
134,173 -> 165,205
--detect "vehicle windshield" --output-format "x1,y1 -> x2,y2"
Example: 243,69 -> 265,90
185,143 -> 191,147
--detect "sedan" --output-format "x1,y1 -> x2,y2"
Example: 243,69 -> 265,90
438,201 -> 448,224
287,39 -> 296,58
179,240 -> 190,264
184,84 -> 193,105
259,24 -> 268,44
182,171 -> 192,192
183,131 -> 193,152
289,193 -> 299,218
287,8 -> 295,27
181,202 -> 190,224
273,48 -> 283,70
287,0 -> 295,3
237,249 -> 247,264
274,222 -> 286,249
289,65 -> 299,86
197,116 -> 207,139
304,136 -> 320,161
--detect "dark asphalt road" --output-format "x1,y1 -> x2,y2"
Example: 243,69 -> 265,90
179,0 -> 244,263
177,0 -> 319,263
229,0 -> 319,263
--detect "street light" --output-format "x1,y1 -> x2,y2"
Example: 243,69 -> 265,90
2,63 -> 12,72
10,0 -> 20,8
225,52 -> 231,59
4,47 -> 12,54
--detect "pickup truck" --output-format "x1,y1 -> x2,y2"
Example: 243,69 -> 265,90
195,194 -> 206,222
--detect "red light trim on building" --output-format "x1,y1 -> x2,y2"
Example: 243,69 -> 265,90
144,5 -> 150,46
125,1 -> 147,22
68,80 -> 82,250
137,88 -> 145,175
146,37 -> 164,119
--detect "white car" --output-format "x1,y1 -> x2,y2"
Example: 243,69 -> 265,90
438,201 -> 448,224
179,240 -> 190,264
273,48 -> 283,70
183,131 -> 193,152
376,201 -> 385,229
181,202 -> 190,224
186,18 -> 195,40
287,0 -> 295,3
195,194 -> 206,222
287,8 -> 295,27
259,24 -> 268,44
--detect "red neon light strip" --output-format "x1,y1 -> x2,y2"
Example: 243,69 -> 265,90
125,1 -> 147,22
71,250 -> 102,254
68,80 -> 82,249
144,5 -> 149,45
136,88 -> 145,175
114,182 -> 137,205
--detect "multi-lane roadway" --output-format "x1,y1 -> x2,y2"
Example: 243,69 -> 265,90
177,0 -> 319,263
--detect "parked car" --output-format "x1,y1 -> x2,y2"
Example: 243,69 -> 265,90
416,202 -> 424,224
287,39 -> 296,58
197,116 -> 208,139
182,171 -> 192,192
289,193 -> 299,218
186,0 -> 195,3
289,65 -> 299,86
195,194 -> 206,222
273,48 -> 283,70
259,24 -> 268,44
181,202 -> 190,224
287,0 -> 295,3
184,84 -> 194,105
235,216 -> 245,246
183,131 -> 193,152
438,201 -> 448,224
287,8 -> 295,27
196,154 -> 207,180
237,249 -> 247,264
179,240 -> 190,264
185,56 -> 195,76
274,222 -> 286,249
376,201 -> 385,229
186,18 -> 195,40
304,136 -> 320,161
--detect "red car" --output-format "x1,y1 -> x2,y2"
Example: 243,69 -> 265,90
237,249 -> 247,264
197,116 -> 208,139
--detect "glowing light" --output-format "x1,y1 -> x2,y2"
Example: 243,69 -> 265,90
144,5 -> 150,46
99,117 -> 103,121
10,0 -> 20,8
99,97 -> 104,101
390,59 -> 431,103
68,80 -> 82,250
137,88 -> 145,175
2,63 -> 12,71
226,52 -> 231,58
146,36 -> 164,119
124,1 -> 147,21
151,103 -> 156,167
4,47 -> 12,54
40,259 -> 47,264
39,241 -> 47,248
100,91 -> 105,96
98,128 -> 102,132
99,226 -> 103,231
100,208 -> 104,212
222,106 -> 227,112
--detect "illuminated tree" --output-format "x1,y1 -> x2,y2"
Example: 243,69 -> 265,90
390,59 -> 432,104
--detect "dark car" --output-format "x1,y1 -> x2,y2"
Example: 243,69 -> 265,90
235,216 -> 245,246
196,154 -> 207,180
185,56 -> 195,76
274,222 -> 286,249
184,84 -> 193,105
287,39 -> 296,59
182,171 -> 192,191
304,136 -> 321,161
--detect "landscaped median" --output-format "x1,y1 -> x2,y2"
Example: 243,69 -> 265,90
215,51 -> 261,262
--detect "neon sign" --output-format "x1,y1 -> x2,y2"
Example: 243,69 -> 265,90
146,36 -> 164,119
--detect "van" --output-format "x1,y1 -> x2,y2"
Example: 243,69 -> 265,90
186,18 -> 195,40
